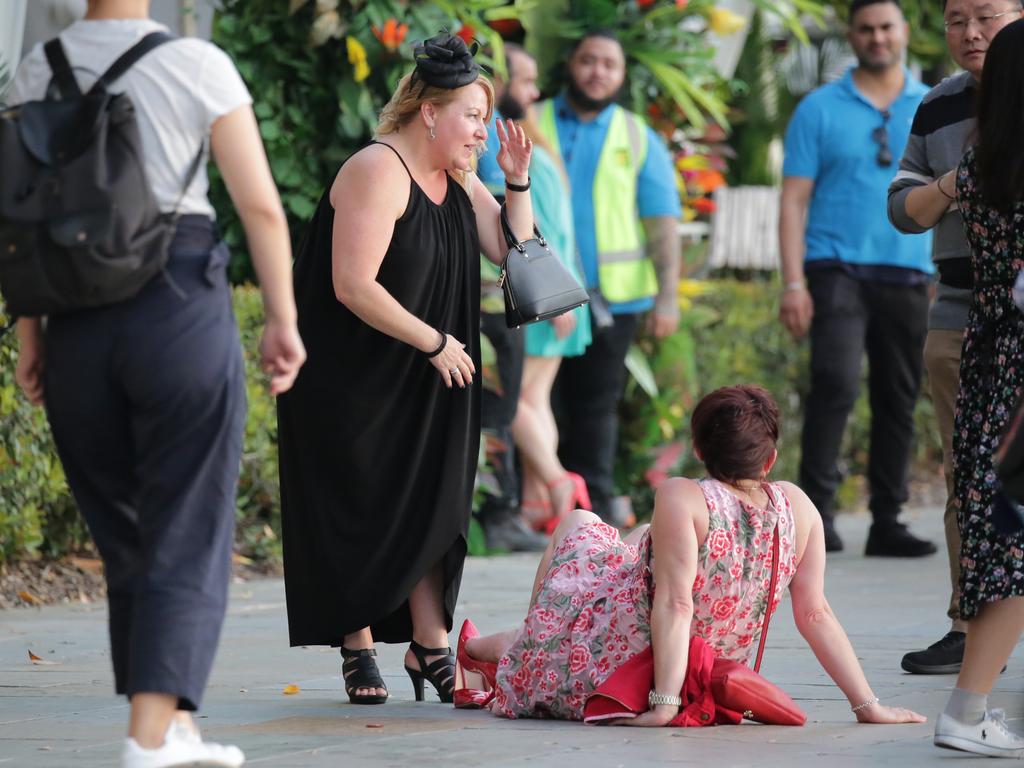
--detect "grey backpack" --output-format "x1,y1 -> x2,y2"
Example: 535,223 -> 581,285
0,32 -> 201,319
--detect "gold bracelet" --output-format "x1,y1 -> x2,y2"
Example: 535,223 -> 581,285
851,696 -> 880,712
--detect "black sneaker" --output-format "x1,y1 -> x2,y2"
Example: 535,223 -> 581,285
824,524 -> 844,553
483,515 -> 548,552
865,522 -> 938,557
901,631 -> 965,674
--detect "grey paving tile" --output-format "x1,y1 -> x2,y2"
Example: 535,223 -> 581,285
1,507 -> 1020,766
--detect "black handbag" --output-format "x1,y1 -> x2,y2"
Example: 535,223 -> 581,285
497,204 -> 589,329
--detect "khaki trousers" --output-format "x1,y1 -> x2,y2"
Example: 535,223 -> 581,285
924,328 -> 967,630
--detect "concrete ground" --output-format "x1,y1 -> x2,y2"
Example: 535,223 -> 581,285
1,506 -> 1020,767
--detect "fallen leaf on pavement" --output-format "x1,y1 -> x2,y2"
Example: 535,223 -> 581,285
18,590 -> 42,605
69,557 -> 103,573
27,650 -> 58,665
283,684 -> 300,695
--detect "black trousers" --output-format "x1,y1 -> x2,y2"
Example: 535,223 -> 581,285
43,217 -> 246,711
479,311 -> 524,522
555,312 -> 640,521
799,268 -> 928,527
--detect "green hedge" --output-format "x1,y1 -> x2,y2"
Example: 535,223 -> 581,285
0,279 -> 943,564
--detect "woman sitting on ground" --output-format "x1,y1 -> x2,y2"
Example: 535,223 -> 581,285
461,385 -> 926,726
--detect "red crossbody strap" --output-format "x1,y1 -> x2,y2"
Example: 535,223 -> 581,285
752,484 -> 782,674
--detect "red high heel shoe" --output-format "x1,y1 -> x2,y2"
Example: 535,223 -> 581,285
520,498 -> 553,533
453,619 -> 498,709
542,472 -> 592,535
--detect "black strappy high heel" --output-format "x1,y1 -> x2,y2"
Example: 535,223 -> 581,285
405,641 -> 455,703
340,647 -> 388,705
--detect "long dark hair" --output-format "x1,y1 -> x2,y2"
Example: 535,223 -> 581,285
974,19 -> 1024,211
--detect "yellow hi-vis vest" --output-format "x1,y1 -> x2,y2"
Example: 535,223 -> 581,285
536,99 -> 658,304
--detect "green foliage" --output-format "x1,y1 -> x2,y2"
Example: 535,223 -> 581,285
728,11 -> 784,186
0,313 -> 88,563
616,278 -> 943,518
232,286 -> 285,561
517,0 -> 824,132
210,0 -> 507,282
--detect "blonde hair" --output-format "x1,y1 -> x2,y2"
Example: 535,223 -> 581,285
376,72 -> 494,190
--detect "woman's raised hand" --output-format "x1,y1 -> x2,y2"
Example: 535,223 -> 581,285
855,701 -> 927,724
427,332 -> 476,389
495,119 -> 532,184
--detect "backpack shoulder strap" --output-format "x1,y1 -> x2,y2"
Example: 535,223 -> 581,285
88,31 -> 175,96
43,38 -> 82,99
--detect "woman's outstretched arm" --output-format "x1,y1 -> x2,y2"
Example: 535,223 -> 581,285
618,478 -> 702,727
783,482 -> 926,724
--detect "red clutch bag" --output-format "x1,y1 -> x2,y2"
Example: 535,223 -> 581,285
711,655 -> 806,726
583,523 -> 806,727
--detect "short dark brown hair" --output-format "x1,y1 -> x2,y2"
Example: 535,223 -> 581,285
690,385 -> 780,484
849,0 -> 901,21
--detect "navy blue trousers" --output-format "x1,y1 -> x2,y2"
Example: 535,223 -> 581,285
43,216 -> 246,711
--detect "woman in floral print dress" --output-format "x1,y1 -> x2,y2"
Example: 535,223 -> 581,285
932,20 -> 1024,759
462,386 -> 924,727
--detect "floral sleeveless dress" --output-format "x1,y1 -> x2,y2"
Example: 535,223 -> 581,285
953,148 -> 1024,619
492,479 -> 799,720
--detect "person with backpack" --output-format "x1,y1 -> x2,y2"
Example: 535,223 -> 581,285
4,2 -> 305,766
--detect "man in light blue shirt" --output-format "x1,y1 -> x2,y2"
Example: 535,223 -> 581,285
536,30 -> 681,525
779,0 -> 934,557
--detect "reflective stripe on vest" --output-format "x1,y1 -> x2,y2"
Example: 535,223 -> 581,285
537,100 -> 658,304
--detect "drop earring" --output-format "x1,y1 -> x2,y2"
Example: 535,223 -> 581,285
429,126 -> 436,140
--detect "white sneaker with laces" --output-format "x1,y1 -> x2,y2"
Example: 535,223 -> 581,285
935,708 -> 1024,758
121,719 -> 245,768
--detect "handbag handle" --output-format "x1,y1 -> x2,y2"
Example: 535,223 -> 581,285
752,484 -> 782,674
500,202 -> 546,252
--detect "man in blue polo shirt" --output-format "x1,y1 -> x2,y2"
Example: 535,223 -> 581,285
535,29 -> 681,525
779,0 -> 934,556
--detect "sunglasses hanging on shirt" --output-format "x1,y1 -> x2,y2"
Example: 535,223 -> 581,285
871,110 -> 893,167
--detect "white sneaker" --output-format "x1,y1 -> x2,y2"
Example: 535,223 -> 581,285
935,709 -> 1024,758
121,719 -> 245,768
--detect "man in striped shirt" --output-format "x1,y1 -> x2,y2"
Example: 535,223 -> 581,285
887,0 -> 1024,677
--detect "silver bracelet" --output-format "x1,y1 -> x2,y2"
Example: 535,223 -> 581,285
782,281 -> 806,292
648,690 -> 683,708
851,696 -> 880,712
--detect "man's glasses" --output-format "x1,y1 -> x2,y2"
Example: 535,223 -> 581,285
872,111 -> 893,168
944,9 -> 1020,34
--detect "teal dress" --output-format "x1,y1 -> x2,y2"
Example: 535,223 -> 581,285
524,146 -> 592,358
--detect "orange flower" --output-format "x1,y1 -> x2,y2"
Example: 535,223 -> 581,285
691,197 -> 717,215
372,18 -> 408,52
693,169 -> 726,193
676,0 -> 688,8
457,24 -> 475,45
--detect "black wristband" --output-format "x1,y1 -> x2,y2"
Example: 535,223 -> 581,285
426,331 -> 447,358
937,177 -> 955,201
505,177 -> 531,193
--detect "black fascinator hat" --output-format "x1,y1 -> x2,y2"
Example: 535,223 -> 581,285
413,33 -> 480,90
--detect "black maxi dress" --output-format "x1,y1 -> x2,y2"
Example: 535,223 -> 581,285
278,142 -> 481,645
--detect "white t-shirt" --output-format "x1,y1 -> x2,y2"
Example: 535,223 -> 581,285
10,19 -> 252,218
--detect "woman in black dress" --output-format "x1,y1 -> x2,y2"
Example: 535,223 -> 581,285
277,34 -> 534,705
933,20 -> 1024,758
